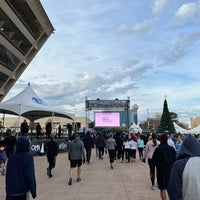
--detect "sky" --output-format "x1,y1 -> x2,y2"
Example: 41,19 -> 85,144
5,0 -> 200,127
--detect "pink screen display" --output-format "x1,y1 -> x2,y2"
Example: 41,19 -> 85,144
95,112 -> 120,127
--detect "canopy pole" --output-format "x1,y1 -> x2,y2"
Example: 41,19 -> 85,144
17,104 -> 22,139
51,112 -> 54,136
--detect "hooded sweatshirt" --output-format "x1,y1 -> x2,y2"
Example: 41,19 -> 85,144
68,137 -> 85,160
167,135 -> 200,200
6,136 -> 36,198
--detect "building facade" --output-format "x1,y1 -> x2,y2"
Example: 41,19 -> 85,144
0,0 -> 54,101
190,117 -> 200,129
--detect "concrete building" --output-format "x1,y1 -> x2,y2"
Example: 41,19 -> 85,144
190,117 -> 200,129
0,0 -> 54,101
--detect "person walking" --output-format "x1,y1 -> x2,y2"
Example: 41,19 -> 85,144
168,134 -> 200,200
137,133 -> 145,161
106,133 -> 116,169
83,131 -> 94,164
5,136 -> 36,200
68,133 -> 85,185
152,133 -> 176,200
45,135 -> 59,178
96,133 -> 106,159
114,132 -> 124,161
129,135 -> 137,163
123,136 -> 131,163
143,133 -> 160,190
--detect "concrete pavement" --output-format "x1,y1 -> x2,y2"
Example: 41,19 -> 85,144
0,150 -> 164,200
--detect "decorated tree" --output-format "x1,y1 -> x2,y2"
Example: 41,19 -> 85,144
158,99 -> 176,133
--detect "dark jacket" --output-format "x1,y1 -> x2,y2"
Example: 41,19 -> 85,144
152,142 -> 176,176
167,135 -> 200,200
6,136 -> 36,199
4,135 -> 17,158
83,132 -> 94,149
96,135 -> 106,148
45,139 -> 59,157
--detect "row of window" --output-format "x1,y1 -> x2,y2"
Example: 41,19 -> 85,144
0,1 -> 44,89
6,0 -> 44,40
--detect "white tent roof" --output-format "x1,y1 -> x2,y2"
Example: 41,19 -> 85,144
0,84 -> 74,121
189,125 -> 200,134
129,122 -> 142,133
173,122 -> 189,134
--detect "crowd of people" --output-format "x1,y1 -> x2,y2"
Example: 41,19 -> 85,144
1,126 -> 200,200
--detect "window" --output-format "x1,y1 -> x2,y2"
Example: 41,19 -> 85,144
6,0 -> 44,39
0,8 -> 32,55
0,72 -> 9,88
0,44 -> 20,71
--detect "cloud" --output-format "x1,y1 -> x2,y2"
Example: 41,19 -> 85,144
173,2 -> 200,25
152,0 -> 168,14
118,20 -> 154,35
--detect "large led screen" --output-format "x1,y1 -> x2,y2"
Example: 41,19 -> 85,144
94,112 -> 120,127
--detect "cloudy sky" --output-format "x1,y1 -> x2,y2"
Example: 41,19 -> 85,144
6,0 -> 200,126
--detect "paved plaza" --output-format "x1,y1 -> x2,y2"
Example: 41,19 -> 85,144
0,150 -> 164,200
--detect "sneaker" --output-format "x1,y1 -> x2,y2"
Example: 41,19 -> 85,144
68,177 -> 72,185
49,174 -> 53,178
46,168 -> 50,177
76,178 -> 82,182
151,185 -> 156,190
110,165 -> 114,169
87,161 -> 90,165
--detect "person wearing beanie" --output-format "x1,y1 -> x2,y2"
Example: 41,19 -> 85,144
5,136 -> 36,200
152,133 -> 176,200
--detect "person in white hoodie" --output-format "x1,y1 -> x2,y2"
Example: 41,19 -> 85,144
129,135 -> 137,163
143,133 -> 160,190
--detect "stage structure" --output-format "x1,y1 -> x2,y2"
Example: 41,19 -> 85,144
85,97 -> 130,132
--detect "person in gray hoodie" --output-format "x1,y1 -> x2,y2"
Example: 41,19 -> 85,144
167,134 -> 200,200
68,133 -> 85,185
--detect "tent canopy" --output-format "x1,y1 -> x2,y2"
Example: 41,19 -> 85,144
0,84 -> 74,121
189,125 -> 200,134
173,122 -> 189,134
129,122 -> 142,133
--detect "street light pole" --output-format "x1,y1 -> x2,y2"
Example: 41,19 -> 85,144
147,108 -> 149,131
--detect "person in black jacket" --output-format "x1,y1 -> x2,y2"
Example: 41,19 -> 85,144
83,131 -> 94,164
20,119 -> 29,136
152,133 -> 176,200
36,122 -> 42,139
6,136 -> 36,200
96,133 -> 106,159
45,136 -> 59,178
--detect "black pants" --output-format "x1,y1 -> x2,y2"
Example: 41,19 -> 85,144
85,147 -> 92,162
148,158 -> 155,185
98,146 -> 104,158
47,154 -> 56,174
108,149 -> 115,164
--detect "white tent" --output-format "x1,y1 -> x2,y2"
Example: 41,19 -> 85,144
0,84 -> 74,121
189,125 -> 200,134
173,122 -> 189,134
129,122 -> 142,133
